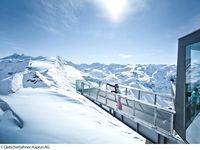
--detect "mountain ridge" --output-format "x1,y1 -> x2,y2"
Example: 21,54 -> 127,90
0,53 -> 176,95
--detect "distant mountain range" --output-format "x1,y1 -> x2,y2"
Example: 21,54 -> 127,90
70,62 -> 176,94
0,53 -> 176,95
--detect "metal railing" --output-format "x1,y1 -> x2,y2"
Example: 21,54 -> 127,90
79,79 -> 175,109
76,80 -> 176,135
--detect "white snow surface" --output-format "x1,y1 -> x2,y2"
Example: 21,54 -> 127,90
0,54 -> 83,95
0,54 -> 145,144
0,73 -> 23,95
0,88 -> 144,144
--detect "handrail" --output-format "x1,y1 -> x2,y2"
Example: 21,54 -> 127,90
83,81 -> 175,114
120,84 -> 175,99
84,83 -> 176,114
86,79 -> 175,99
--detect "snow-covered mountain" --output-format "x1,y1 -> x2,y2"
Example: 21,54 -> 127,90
0,54 -> 145,144
0,54 -> 83,95
74,63 -> 177,94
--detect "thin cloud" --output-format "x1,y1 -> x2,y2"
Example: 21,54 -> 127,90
118,53 -> 134,59
3,40 -> 25,51
35,0 -> 82,33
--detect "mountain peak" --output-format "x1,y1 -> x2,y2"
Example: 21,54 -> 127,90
1,53 -> 31,60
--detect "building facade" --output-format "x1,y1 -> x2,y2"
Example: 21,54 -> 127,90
175,29 -> 200,143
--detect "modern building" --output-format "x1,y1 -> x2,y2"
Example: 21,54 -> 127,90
175,29 -> 200,143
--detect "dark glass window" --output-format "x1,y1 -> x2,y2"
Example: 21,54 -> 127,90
185,42 -> 200,128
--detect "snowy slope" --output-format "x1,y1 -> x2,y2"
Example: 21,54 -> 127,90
75,63 -> 176,94
0,88 -> 144,144
0,54 -> 83,95
0,54 -> 145,144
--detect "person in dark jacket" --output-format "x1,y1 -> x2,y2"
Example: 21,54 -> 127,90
111,84 -> 121,94
107,83 -> 121,93
108,83 -> 122,110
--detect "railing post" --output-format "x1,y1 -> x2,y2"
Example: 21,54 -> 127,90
125,88 -> 128,96
133,101 -> 136,116
125,88 -> 129,106
138,91 -> 141,100
99,81 -> 101,88
96,89 -> 100,102
81,82 -> 84,95
89,85 -> 91,96
153,107 -> 157,128
170,113 -> 174,134
154,94 -> 157,105
105,90 -> 108,105
105,83 -> 108,105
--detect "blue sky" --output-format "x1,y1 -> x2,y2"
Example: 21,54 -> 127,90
0,0 -> 200,64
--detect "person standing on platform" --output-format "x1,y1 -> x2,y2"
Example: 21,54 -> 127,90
108,83 -> 122,110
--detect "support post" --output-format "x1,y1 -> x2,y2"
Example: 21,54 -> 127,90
125,88 -> 128,95
153,107 -> 157,128
96,89 -> 100,102
81,82 -> 84,95
99,81 -> 101,88
105,90 -> 108,105
89,85 -> 91,96
125,88 -> 128,106
138,91 -> 141,100
133,101 -> 136,116
154,94 -> 157,105
170,113 -> 174,134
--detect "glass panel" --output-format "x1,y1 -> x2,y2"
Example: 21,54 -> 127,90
140,91 -> 155,104
75,80 -> 83,91
185,42 -> 200,128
